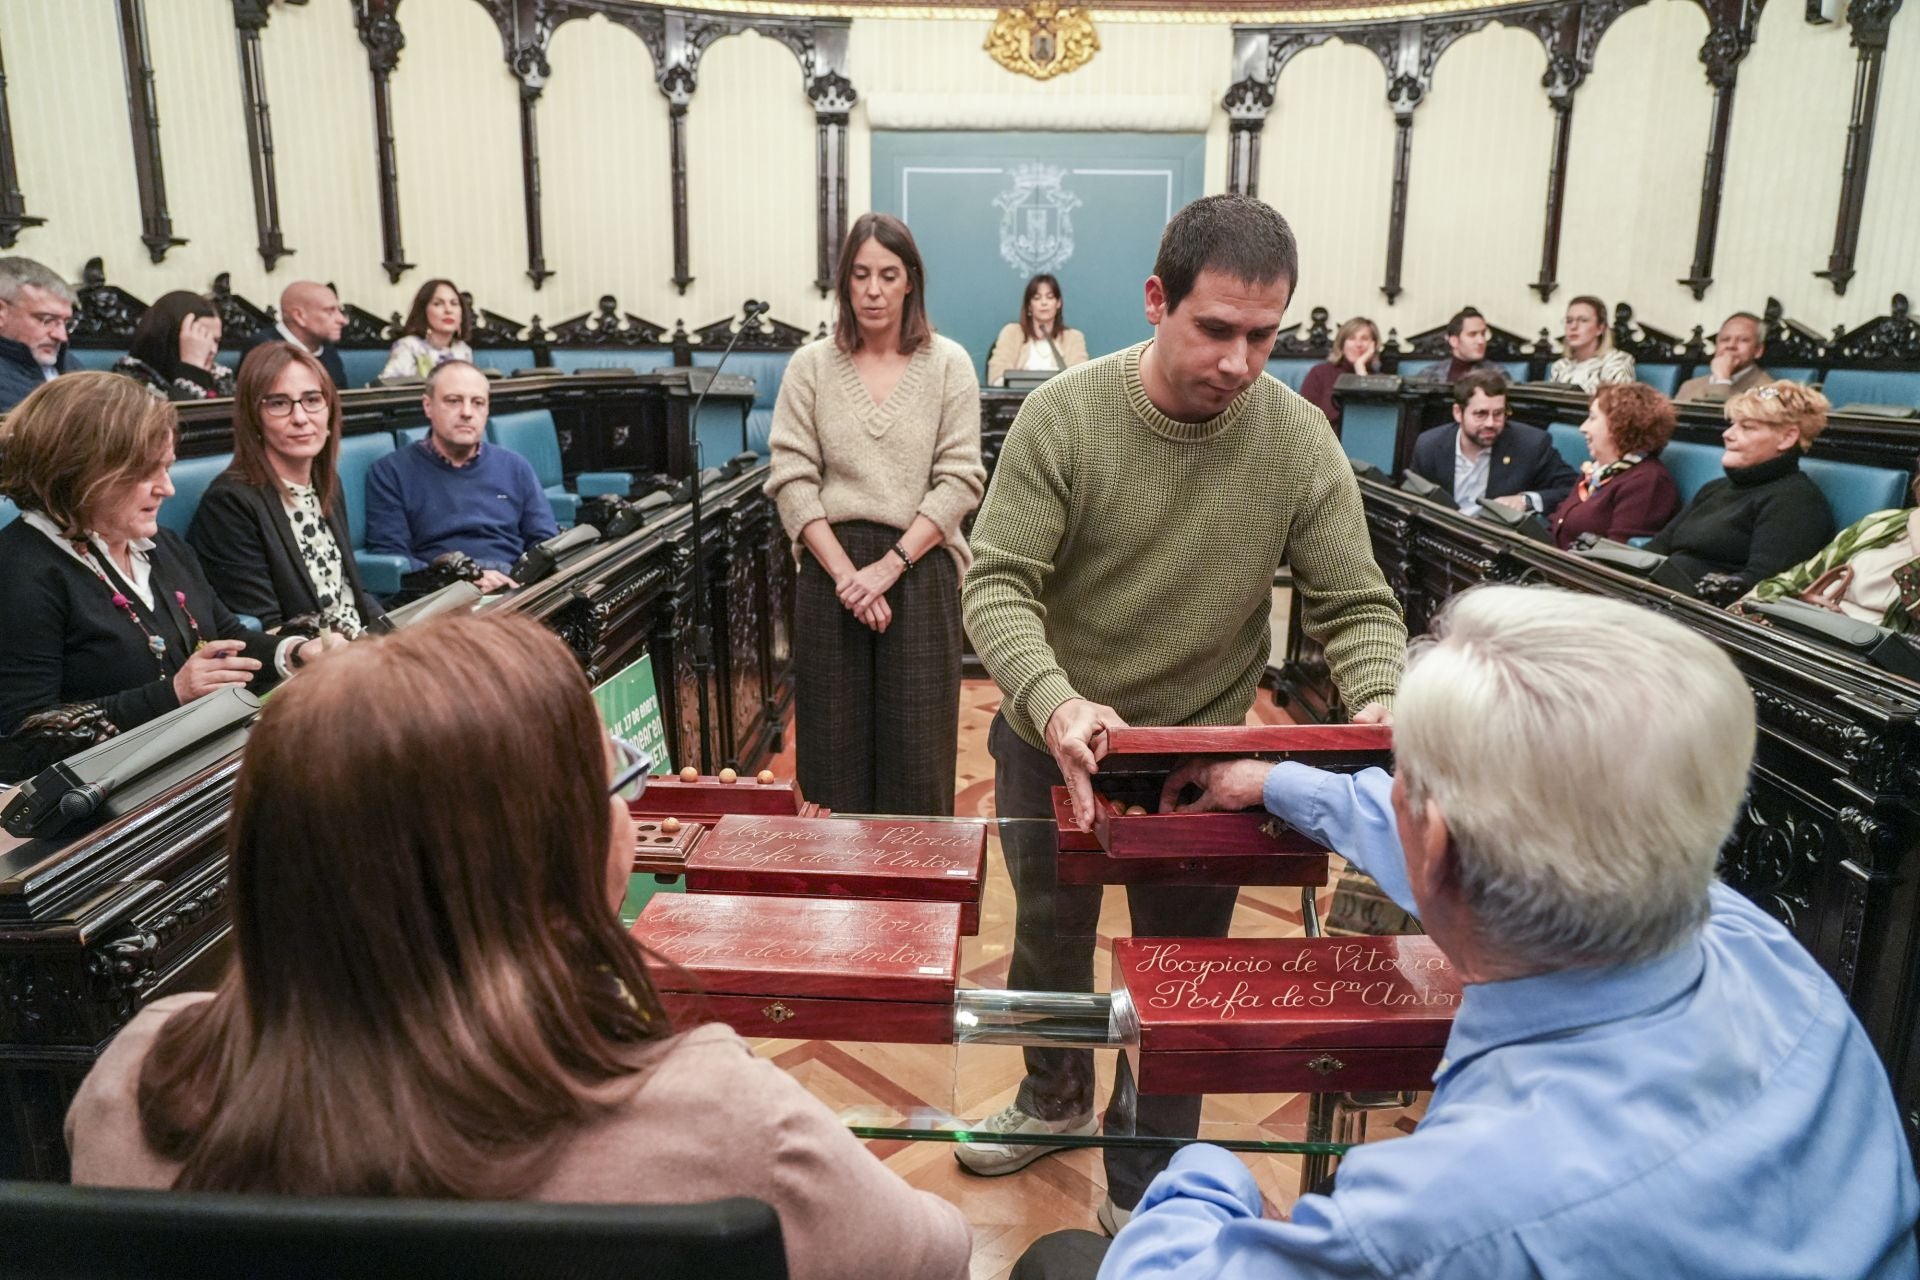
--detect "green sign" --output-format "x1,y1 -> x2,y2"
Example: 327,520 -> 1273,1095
593,652 -> 671,775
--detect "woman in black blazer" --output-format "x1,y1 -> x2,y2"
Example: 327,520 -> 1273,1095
0,373 -> 338,781
189,342 -> 384,634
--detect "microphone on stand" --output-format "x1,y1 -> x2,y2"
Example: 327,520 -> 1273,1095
681,299 -> 765,770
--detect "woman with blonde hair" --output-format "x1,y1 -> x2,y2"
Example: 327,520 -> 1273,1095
65,611 -> 970,1280
1548,295 -> 1636,392
1299,316 -> 1379,431
1645,380 -> 1835,601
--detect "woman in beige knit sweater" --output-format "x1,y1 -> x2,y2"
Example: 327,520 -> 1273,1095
765,213 -> 985,814
985,274 -> 1091,387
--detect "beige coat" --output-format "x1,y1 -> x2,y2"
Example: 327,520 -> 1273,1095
1675,362 -> 1773,404
986,324 -> 1090,387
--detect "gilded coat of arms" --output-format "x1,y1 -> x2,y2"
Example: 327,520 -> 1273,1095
995,163 -> 1081,277
984,3 -> 1100,81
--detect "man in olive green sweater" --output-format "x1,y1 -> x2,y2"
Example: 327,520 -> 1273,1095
957,195 -> 1407,1228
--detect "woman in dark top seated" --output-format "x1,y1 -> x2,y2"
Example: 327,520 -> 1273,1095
1548,382 -> 1682,549
189,343 -> 384,635
1644,381 -> 1836,603
113,291 -> 236,401
1299,316 -> 1379,432
0,373 -> 338,781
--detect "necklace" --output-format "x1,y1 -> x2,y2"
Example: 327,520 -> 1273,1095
70,539 -> 202,671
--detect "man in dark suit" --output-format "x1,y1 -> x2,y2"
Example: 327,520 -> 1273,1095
1412,306 -> 1499,383
235,280 -> 349,386
1406,370 -> 1577,516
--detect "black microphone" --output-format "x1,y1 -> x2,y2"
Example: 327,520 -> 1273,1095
741,299 -> 770,319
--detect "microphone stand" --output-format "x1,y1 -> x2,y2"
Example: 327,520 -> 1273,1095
681,298 -> 768,771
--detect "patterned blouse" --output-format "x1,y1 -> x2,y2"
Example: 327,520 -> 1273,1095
285,482 -> 363,637
1547,348 -> 1637,394
378,335 -> 474,383
112,355 -> 236,401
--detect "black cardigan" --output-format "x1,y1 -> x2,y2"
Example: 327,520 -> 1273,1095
1644,451 -> 1835,588
187,472 -> 385,632
0,519 -> 280,779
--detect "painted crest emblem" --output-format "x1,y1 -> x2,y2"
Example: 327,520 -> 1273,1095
995,163 -> 1081,277
984,4 -> 1100,81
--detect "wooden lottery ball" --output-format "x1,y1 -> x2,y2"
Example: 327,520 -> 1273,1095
757,770 -> 775,785
1124,805 -> 1149,816
719,767 -> 739,784
660,816 -> 682,834
679,766 -> 699,783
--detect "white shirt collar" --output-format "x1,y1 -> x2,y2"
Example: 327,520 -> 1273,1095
22,509 -> 158,609
276,321 -> 322,355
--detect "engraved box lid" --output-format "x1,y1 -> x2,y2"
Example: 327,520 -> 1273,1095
685,815 -> 985,904
630,775 -> 802,818
1113,935 -> 1460,1052
633,892 -> 960,1003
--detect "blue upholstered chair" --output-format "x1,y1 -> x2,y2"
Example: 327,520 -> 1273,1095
1635,365 -> 1683,396
65,349 -> 125,373
488,409 -> 632,527
336,433 -> 409,596
1339,398 -> 1400,476
394,424 -> 429,448
1265,357 -> 1319,392
1548,423 -> 1589,472
1802,457 -> 1911,530
1655,440 -> 1728,505
158,455 -> 233,538
473,347 -> 536,375
548,349 -> 678,376
1819,369 -> 1920,411
693,350 -> 789,455
1768,366 -> 1817,386
1494,361 -> 1531,383
337,348 -> 390,390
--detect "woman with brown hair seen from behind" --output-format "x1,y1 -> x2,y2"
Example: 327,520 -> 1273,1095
189,343 -> 386,636
765,212 -> 985,814
65,611 -> 970,1280
1299,315 -> 1380,431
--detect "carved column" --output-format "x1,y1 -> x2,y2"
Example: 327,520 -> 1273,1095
355,0 -> 412,284
810,71 -> 855,291
1816,0 -> 1903,295
0,34 -> 43,249
1679,0 -> 1756,301
233,0 -> 291,271
513,48 -> 552,288
651,13 -> 729,296
116,0 -> 184,261
1222,30 -> 1274,197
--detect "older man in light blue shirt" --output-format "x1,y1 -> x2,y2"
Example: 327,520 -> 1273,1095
1015,584 -> 1918,1280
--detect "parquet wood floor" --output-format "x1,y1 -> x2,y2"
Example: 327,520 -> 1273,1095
750,681 -> 1425,1277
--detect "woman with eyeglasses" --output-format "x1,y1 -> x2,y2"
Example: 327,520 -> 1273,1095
0,373 -> 343,782
65,612 -> 971,1280
189,343 -> 386,635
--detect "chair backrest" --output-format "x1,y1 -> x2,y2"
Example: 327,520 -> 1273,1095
160,455 -> 234,537
693,350 -> 789,414
1820,368 -> 1920,411
1635,364 -> 1682,396
473,347 -> 535,375
1768,365 -> 1816,386
1801,456 -> 1911,531
1493,360 -> 1531,383
1339,398 -> 1400,475
337,348 -> 390,390
488,409 -> 564,490
1548,422 -> 1589,471
394,424 -> 430,448
549,349 -> 677,376
1658,439 -> 1728,504
1265,357 -> 1319,392
0,1181 -> 788,1280
336,432 -> 397,550
64,349 -> 125,373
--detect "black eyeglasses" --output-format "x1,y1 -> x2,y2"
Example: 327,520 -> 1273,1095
259,392 -> 329,419
608,735 -> 653,800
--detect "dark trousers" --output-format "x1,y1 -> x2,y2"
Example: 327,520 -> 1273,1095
992,713 -> 1239,1208
1011,1230 -> 1110,1280
793,521 -> 962,815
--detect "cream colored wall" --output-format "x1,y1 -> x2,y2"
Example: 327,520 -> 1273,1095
0,0 -> 1911,349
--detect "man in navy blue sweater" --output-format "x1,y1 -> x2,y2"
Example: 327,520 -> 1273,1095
365,360 -> 556,591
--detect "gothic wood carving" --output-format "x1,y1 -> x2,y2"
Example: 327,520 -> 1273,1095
116,0 -> 185,262
232,0 -> 292,271
1679,0 -> 1761,300
354,0 -> 412,283
337,297 -> 393,345
1609,301 -> 1685,363
1815,0 -> 1904,295
1831,294 -> 1920,362
68,259 -> 147,344
1272,306 -> 1333,357
209,272 -> 273,339
1403,317 -> 1534,361
478,0 -> 559,289
0,33 -> 44,249
692,307 -> 810,351
549,295 -> 669,346
1761,296 -> 1828,364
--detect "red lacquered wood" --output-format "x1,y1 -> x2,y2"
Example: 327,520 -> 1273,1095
1104,725 -> 1393,757
629,776 -> 802,818
1113,935 -> 1459,1053
1125,1043 -> 1446,1096
1049,787 -> 1103,852
1057,849 -> 1327,887
630,819 -> 705,874
1093,797 -> 1326,859
633,892 -> 959,1003
660,991 -> 955,1044
685,815 -> 984,905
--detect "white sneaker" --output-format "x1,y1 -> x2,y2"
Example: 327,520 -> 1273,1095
953,1103 -> 1099,1176
1096,1195 -> 1133,1237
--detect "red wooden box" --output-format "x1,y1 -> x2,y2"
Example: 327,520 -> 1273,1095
684,815 -> 985,934
1111,934 -> 1459,1095
629,774 -> 802,820
1103,724 -> 1393,758
631,818 -> 705,875
1052,789 -> 1328,887
631,892 -> 960,1043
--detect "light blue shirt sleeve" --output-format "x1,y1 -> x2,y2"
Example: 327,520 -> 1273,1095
1260,763 -> 1418,919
